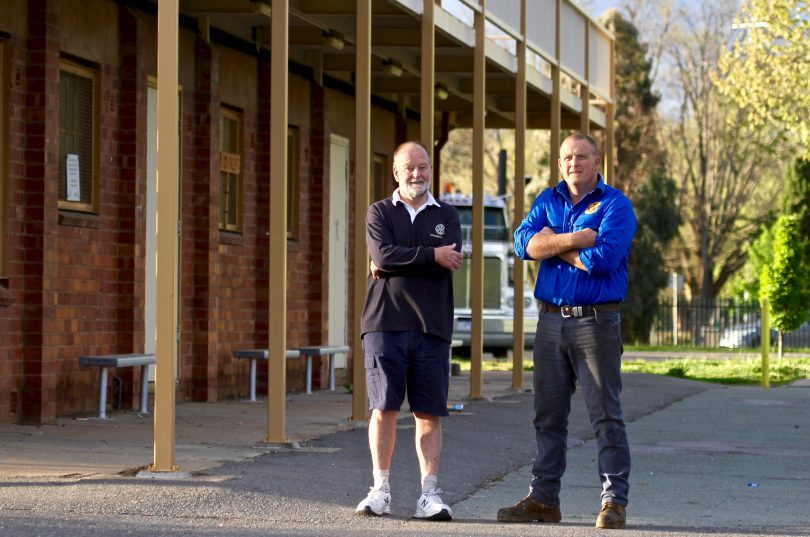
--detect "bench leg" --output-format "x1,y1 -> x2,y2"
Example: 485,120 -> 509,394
329,354 -> 336,391
249,358 -> 258,402
305,355 -> 313,395
139,364 -> 150,414
98,367 -> 109,419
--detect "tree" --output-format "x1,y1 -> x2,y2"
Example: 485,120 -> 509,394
721,220 -> 774,301
723,157 -> 808,302
781,157 -> 810,261
601,10 -> 680,343
759,214 -> 810,357
663,2 -> 783,303
716,0 -> 810,156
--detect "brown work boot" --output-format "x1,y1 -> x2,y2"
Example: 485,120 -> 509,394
496,496 -> 561,523
595,503 -> 626,529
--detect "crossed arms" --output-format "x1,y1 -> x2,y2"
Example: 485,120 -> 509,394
525,227 -> 596,271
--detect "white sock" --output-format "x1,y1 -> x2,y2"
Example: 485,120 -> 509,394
421,474 -> 438,494
373,469 -> 390,491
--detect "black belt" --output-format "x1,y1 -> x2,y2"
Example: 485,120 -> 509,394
539,301 -> 620,318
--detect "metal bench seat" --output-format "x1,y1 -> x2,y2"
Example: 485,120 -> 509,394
79,353 -> 155,419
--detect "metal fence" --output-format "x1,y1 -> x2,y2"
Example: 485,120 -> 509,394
648,298 -> 810,349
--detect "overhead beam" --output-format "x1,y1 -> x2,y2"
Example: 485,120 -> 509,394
291,0 -> 402,16
182,0 -> 271,14
374,28 -> 422,47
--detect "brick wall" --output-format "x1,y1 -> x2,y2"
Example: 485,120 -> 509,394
20,0 -> 60,424
0,33 -> 29,422
0,0 -> 419,423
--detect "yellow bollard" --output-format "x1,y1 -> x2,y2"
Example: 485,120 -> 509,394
761,298 -> 770,388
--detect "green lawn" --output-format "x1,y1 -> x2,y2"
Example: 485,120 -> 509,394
452,352 -> 810,386
621,356 -> 810,386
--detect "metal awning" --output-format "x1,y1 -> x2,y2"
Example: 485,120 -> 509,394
178,0 -> 613,132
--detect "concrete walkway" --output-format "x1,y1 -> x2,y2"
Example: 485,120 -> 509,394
0,371 -> 808,536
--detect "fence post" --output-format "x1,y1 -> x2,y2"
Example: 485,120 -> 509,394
671,272 -> 678,345
761,298 -> 770,388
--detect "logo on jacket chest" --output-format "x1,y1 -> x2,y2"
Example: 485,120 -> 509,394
585,202 -> 601,215
430,224 -> 445,239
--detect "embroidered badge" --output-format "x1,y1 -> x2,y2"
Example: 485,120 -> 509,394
435,224 -> 445,236
585,202 -> 601,215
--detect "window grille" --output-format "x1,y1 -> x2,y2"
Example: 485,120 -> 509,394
58,61 -> 98,212
219,107 -> 243,232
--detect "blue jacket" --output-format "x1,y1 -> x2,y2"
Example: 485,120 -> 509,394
514,176 -> 636,306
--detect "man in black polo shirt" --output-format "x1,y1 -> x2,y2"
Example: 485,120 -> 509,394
356,141 -> 462,521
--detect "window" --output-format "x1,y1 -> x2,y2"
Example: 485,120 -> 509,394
0,39 -> 7,278
372,153 -> 389,202
219,107 -> 243,232
58,60 -> 99,213
287,126 -> 299,239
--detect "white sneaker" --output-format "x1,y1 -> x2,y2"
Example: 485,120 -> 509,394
414,489 -> 452,521
356,487 -> 391,516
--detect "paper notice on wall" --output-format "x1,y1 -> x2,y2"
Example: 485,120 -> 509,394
66,154 -> 81,202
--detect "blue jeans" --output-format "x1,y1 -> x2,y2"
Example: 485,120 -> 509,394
529,310 -> 630,507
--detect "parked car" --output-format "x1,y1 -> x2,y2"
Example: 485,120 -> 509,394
718,319 -> 810,348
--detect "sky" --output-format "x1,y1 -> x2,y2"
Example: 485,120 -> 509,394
576,0 -> 622,18
576,0 -> 711,21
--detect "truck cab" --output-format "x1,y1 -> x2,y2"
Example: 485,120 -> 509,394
440,193 -> 537,353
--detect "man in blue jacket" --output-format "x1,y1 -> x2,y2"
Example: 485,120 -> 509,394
356,141 -> 463,521
497,134 -> 636,530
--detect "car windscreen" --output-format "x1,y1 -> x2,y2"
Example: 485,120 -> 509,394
454,206 -> 509,241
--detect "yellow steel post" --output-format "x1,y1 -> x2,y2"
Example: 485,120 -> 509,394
153,0 -> 180,472
761,298 -> 770,388
512,0 -> 527,389
580,21 -> 590,135
266,0 -> 289,443
470,0 -> 486,399
604,34 -> 615,184
352,0 -> 372,421
420,0 -> 435,160
550,0 -> 561,185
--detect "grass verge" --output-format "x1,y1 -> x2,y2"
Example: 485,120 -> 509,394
452,354 -> 810,386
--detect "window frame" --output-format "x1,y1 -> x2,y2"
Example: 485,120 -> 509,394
58,59 -> 100,213
372,152 -> 389,202
219,106 -> 244,233
286,125 -> 300,240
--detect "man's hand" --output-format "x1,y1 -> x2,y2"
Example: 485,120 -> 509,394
536,227 -> 593,271
434,243 -> 463,272
370,260 -> 390,280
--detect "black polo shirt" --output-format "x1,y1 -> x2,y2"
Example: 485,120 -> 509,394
360,196 -> 462,343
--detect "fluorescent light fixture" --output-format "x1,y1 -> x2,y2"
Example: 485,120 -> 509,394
382,59 -> 403,77
435,83 -> 449,101
322,30 -> 345,50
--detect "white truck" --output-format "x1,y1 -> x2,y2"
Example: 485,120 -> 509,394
440,193 -> 537,353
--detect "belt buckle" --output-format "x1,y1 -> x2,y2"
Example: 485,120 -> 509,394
561,305 -> 582,318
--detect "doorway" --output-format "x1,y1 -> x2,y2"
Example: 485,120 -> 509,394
328,135 -> 349,367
